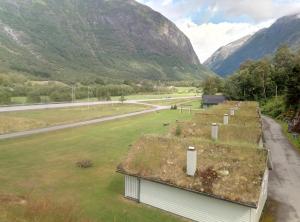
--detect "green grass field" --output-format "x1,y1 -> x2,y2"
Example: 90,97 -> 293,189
0,103 -> 150,134
178,100 -> 202,109
0,110 -> 192,222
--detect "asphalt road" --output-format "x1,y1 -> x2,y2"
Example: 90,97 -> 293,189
262,116 -> 300,222
0,96 -> 200,113
0,105 -> 169,140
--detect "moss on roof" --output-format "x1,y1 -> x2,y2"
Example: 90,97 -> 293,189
171,101 -> 262,145
118,136 -> 267,207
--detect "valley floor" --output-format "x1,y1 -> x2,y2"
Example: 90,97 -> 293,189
0,110 -> 194,222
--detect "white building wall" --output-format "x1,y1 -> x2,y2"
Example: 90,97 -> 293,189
124,175 -> 139,200
140,179 -> 252,222
250,169 -> 269,222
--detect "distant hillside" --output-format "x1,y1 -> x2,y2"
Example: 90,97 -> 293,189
206,14 -> 300,76
204,35 -> 251,71
0,0 -> 214,82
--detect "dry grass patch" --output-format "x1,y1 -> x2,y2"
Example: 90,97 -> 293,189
0,196 -> 94,222
118,136 -> 267,206
172,121 -> 262,145
0,103 -> 150,134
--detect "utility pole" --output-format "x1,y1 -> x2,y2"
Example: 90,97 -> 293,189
275,85 -> 278,102
71,86 -> 75,103
88,86 -> 91,110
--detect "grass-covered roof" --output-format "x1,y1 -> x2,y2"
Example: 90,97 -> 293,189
118,101 -> 267,207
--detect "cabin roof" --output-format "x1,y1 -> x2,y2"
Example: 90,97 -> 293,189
202,95 -> 226,104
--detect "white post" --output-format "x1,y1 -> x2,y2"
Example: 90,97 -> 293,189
211,123 -> 218,140
223,114 -> 229,125
230,108 -> 235,116
187,146 -> 197,176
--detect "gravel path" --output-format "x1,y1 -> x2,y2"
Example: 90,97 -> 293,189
0,106 -> 168,140
262,116 -> 300,222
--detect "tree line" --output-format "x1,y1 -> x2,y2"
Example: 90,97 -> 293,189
0,75 -> 180,105
202,45 -> 300,117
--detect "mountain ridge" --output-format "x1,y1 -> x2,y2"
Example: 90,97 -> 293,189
204,35 -> 251,71
206,13 -> 300,76
0,0 -> 214,82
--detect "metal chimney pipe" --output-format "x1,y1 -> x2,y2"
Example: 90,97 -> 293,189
187,146 -> 197,176
211,123 -> 218,140
224,114 -> 229,125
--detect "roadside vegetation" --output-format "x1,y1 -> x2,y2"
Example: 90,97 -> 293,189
0,103 -> 150,134
0,73 -> 200,105
223,45 -> 299,118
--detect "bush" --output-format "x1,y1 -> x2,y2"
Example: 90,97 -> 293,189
26,90 -> 41,103
175,125 -> 181,136
261,96 -> 285,118
49,90 -> 72,102
76,160 -> 93,168
170,105 -> 178,110
0,87 -> 11,105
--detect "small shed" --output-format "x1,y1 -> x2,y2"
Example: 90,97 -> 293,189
202,95 -> 226,108
117,136 -> 268,222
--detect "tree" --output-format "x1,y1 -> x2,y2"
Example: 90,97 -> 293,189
119,95 -> 126,104
202,77 -> 224,95
0,87 -> 11,105
49,90 -> 71,102
272,45 -> 295,94
26,90 -> 41,103
285,64 -> 300,109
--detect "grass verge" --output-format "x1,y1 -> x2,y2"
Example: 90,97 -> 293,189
278,121 -> 300,150
0,103 -> 150,134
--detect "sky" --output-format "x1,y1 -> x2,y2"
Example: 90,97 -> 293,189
136,0 -> 300,62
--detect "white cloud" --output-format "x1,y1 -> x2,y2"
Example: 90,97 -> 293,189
137,0 -> 300,22
177,19 -> 274,62
135,0 -> 300,61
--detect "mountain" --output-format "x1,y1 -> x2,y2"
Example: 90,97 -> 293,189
205,13 -> 300,76
204,35 -> 251,71
0,0 -> 214,82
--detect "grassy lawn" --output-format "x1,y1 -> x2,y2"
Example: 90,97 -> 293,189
141,98 -> 199,106
0,104 -> 150,134
179,100 -> 202,109
0,110 -> 192,222
11,96 -> 50,104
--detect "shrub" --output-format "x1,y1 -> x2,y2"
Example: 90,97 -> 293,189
26,90 -> 41,103
50,90 -> 71,102
175,125 -> 181,136
261,96 -> 285,118
0,87 -> 11,105
76,160 -> 93,168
